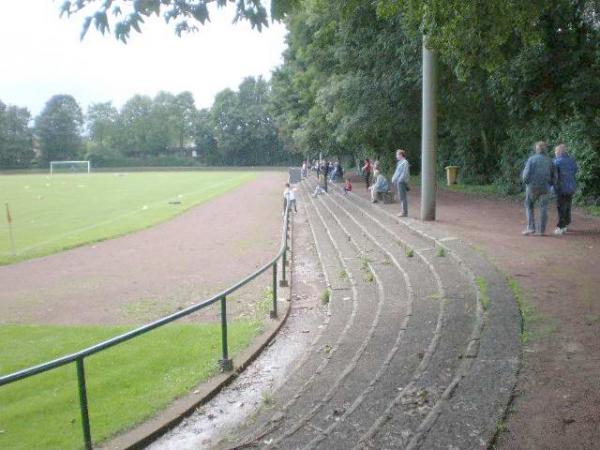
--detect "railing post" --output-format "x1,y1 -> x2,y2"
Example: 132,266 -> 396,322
280,212 -> 289,287
219,296 -> 233,371
76,358 -> 93,450
271,262 -> 278,318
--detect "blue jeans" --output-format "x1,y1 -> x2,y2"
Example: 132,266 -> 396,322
525,187 -> 549,233
396,182 -> 408,215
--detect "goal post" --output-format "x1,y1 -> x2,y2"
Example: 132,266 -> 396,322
50,160 -> 91,175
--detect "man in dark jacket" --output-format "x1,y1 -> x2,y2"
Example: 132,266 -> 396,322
522,141 -> 556,236
322,160 -> 330,192
553,144 -> 578,235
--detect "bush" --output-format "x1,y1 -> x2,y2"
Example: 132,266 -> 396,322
494,116 -> 600,202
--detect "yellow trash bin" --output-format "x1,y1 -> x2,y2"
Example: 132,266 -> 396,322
445,166 -> 459,186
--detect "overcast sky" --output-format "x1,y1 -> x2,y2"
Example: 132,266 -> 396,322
0,0 -> 287,117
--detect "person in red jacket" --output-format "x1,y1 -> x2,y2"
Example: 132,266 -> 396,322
344,178 -> 352,194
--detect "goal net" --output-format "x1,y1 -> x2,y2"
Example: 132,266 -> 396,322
50,160 -> 91,175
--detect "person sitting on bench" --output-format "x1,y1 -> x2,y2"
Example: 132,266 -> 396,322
370,170 -> 389,203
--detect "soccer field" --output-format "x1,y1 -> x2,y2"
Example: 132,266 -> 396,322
0,171 -> 256,265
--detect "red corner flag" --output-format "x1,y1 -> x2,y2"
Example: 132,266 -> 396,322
5,203 -> 12,224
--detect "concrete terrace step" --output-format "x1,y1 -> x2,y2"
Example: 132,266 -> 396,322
216,185 -> 392,449
216,177 -> 520,450
254,185 -> 402,448
303,178 -> 479,449
268,183 -> 414,449
334,181 -> 520,449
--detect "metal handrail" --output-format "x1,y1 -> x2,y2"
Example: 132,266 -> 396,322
0,204 -> 292,449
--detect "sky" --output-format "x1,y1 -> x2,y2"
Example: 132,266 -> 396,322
0,0 -> 288,117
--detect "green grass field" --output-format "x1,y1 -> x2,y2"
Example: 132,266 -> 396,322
0,171 -> 256,265
0,320 -> 263,450
0,170 -> 272,448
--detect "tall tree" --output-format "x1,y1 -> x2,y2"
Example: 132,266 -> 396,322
87,102 -> 118,145
193,108 -> 219,164
85,102 -> 121,162
35,95 -> 83,164
117,94 -> 153,157
172,91 -> 197,153
0,101 -> 34,169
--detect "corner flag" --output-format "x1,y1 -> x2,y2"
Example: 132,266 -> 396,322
5,203 -> 16,255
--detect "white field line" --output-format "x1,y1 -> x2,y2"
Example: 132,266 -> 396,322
2,177 -> 248,256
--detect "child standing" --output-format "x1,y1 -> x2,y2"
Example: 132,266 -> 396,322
283,183 -> 297,213
344,178 -> 352,194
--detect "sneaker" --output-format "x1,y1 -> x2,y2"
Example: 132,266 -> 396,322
554,227 -> 564,235
522,229 -> 535,236
397,212 -> 408,217
562,226 -> 568,233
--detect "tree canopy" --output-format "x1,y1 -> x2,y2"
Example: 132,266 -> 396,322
0,101 -> 34,169
59,0 -> 301,41
268,0 -> 599,198
35,95 -> 84,164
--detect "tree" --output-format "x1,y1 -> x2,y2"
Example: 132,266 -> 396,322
0,101 -> 34,169
117,94 -> 154,157
193,108 -> 219,164
59,0 -> 301,42
85,102 -> 121,163
87,102 -> 118,145
375,0 -> 599,75
35,95 -> 83,164
170,91 -> 197,153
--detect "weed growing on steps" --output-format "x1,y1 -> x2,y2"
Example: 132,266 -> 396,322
495,419 -> 509,434
475,276 -> 491,311
585,314 -> 600,324
262,392 -> 274,407
360,254 -> 372,270
437,247 -> 446,257
320,288 -> 331,304
339,269 -> 348,280
405,248 -> 414,258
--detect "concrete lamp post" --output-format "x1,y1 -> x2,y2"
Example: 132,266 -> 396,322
420,37 -> 438,221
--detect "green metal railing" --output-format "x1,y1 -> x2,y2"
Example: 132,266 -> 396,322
0,205 -> 292,450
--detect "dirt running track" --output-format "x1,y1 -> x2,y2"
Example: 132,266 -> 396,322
360,183 -> 599,450
0,171 -> 287,326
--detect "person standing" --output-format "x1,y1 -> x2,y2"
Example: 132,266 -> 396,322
553,144 -> 578,235
391,149 -> 410,217
322,160 -> 329,192
283,183 -> 297,213
522,141 -> 556,236
362,159 -> 372,190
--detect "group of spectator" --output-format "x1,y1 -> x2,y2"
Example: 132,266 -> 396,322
361,151 -> 410,217
522,142 -> 578,236
293,142 -> 578,237
298,151 -> 411,218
